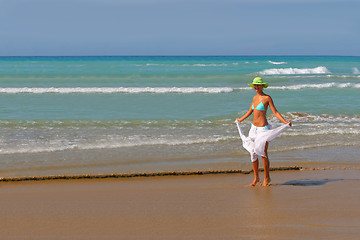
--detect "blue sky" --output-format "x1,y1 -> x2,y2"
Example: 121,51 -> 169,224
0,0 -> 359,56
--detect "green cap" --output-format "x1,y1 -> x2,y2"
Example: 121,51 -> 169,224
249,77 -> 268,88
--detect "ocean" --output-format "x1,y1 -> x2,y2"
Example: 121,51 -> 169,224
0,56 -> 359,178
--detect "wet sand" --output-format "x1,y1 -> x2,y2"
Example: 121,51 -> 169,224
0,169 -> 359,239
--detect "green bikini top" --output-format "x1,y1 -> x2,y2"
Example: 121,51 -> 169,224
252,96 -> 265,111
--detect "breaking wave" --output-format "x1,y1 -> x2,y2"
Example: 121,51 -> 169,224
0,83 -> 359,95
268,82 -> 360,90
0,87 -> 234,94
268,61 -> 287,65
260,66 -> 330,75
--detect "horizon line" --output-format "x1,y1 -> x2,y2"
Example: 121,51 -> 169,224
0,55 -> 360,57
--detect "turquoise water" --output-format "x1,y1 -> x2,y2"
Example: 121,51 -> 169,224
0,56 -> 359,177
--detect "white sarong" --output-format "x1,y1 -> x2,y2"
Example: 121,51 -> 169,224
235,120 -> 289,162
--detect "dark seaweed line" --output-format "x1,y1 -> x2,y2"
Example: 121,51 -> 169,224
0,166 -> 301,182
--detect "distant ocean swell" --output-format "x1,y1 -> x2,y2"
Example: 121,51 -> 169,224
137,60 -> 287,67
125,64 -> 358,76
0,82 -> 359,94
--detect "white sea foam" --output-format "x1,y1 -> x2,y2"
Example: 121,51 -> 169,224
268,60 -> 287,65
0,135 -> 232,154
145,63 -> 162,66
0,113 -> 359,155
269,83 -> 336,90
337,83 -> 351,88
284,112 -> 360,123
260,66 -> 330,75
268,82 -> 360,90
0,87 -> 234,94
283,128 -> 360,137
1,122 -> 358,155
0,83 -> 359,95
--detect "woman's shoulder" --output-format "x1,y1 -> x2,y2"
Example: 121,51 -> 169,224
263,94 -> 273,102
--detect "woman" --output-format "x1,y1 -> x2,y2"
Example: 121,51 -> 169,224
236,77 -> 291,186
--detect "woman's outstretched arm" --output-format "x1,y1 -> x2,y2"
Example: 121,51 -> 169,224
236,105 -> 253,122
268,96 -> 292,126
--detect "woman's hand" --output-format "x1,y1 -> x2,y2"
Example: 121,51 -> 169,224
236,118 -> 242,122
285,121 -> 292,127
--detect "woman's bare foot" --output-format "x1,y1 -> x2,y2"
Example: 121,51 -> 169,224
261,178 -> 271,187
250,178 -> 260,186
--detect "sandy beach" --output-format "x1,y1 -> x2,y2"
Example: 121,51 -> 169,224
0,168 -> 359,239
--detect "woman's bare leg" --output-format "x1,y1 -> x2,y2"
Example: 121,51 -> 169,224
251,159 -> 260,186
261,142 -> 271,186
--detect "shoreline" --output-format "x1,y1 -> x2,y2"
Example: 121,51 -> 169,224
2,145 -> 360,179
